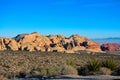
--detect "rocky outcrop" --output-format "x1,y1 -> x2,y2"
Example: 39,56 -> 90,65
0,32 -> 103,53
6,39 -> 20,51
47,35 -> 65,44
101,43 -> 120,51
15,32 -> 52,51
0,38 -> 20,51
0,38 -> 6,50
86,40 -> 101,52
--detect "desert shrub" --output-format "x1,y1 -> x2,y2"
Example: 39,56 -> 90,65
113,67 -> 120,75
66,60 -> 75,67
31,66 -> 61,77
31,67 -> 47,77
0,75 -> 9,80
40,69 -> 47,77
78,67 -> 89,75
0,50 -> 120,78
102,58 -> 117,70
87,59 -> 101,72
99,67 -> 112,75
60,65 -> 78,75
31,69 -> 47,77
46,67 -> 60,77
16,72 -> 27,78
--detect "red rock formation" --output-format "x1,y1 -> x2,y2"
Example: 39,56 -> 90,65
86,41 -> 101,52
101,43 -> 120,51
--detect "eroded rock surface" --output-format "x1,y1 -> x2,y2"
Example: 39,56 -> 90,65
101,43 -> 120,51
0,38 -> 6,50
0,32 -> 103,53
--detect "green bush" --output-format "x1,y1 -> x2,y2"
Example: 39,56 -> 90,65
87,59 -> 101,72
102,58 -> 117,70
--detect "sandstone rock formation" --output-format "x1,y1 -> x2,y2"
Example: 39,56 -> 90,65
0,38 -> 20,51
0,32 -> 103,53
0,38 -> 6,50
15,32 -> 51,51
86,40 -> 101,52
5,39 -> 20,51
101,43 -> 120,51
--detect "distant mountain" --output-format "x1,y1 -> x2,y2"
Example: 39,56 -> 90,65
92,37 -> 120,44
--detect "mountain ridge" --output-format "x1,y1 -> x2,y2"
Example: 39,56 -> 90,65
0,32 -> 102,53
92,37 -> 120,44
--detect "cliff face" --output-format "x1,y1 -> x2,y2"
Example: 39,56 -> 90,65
0,32 -> 102,53
101,43 -> 120,51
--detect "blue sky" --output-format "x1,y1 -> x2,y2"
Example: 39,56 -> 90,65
0,0 -> 120,38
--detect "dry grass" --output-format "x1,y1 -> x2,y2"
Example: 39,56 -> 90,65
99,67 -> 112,75
60,65 -> 78,75
0,50 -> 119,79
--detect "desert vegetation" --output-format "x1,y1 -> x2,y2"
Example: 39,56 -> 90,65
0,50 -> 120,79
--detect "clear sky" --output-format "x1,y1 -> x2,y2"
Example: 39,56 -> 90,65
0,0 -> 120,38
